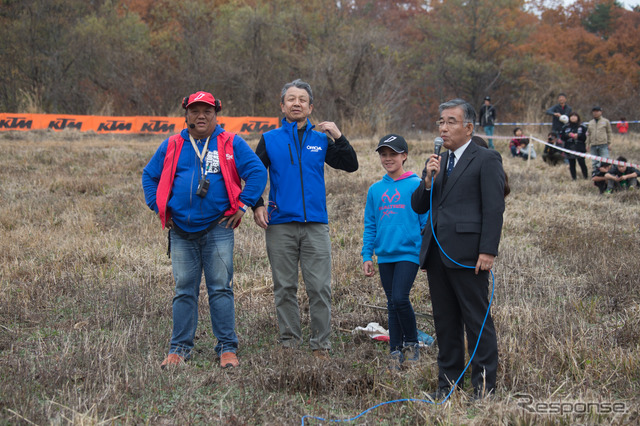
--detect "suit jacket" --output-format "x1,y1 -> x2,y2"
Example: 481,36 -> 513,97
411,142 -> 505,269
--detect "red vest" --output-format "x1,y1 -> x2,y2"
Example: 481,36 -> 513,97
156,131 -> 244,229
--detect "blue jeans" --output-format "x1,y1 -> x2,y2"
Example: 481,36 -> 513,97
378,261 -> 419,352
169,224 -> 237,358
483,125 -> 495,149
590,144 -> 610,171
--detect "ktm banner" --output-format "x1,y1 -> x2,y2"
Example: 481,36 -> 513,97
0,113 -> 279,135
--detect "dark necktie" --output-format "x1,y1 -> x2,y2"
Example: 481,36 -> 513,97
446,152 -> 456,177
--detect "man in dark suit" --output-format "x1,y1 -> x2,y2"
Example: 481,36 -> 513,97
411,99 -> 505,400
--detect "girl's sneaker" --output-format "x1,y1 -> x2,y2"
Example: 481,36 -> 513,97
403,342 -> 420,364
388,350 -> 404,371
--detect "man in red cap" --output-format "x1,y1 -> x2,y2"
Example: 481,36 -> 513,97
143,91 -> 267,369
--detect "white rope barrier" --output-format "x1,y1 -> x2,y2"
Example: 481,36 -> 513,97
528,136 -> 640,169
484,134 -> 640,169
489,120 -> 639,126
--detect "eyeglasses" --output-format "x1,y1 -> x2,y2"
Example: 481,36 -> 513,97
436,119 -> 467,127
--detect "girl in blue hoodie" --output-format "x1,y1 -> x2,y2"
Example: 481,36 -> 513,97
362,134 -> 427,370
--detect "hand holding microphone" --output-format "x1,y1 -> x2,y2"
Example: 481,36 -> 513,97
432,137 -> 444,178
424,137 -> 443,189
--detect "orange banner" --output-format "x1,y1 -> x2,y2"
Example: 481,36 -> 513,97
0,113 -> 280,135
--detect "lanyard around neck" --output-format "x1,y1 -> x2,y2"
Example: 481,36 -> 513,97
188,133 -> 211,175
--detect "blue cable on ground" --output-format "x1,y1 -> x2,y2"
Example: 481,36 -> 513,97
301,176 -> 496,425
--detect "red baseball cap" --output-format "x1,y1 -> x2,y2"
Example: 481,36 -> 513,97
183,91 -> 218,109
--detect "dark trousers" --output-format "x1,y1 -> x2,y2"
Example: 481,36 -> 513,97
378,261 -> 419,352
595,180 -> 607,193
425,242 -> 498,393
568,157 -> 588,180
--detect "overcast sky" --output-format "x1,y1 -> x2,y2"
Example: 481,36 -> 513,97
561,0 -> 640,10
610,0 -> 638,9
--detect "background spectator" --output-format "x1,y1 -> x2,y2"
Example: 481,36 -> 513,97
545,93 -> 572,136
560,112 -> 588,180
592,162 -> 614,194
509,127 -> 526,157
608,156 -> 638,192
479,96 -> 496,149
542,132 -> 564,166
616,117 -> 629,136
586,106 -> 613,171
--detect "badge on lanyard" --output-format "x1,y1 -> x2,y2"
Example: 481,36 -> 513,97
206,150 -> 220,174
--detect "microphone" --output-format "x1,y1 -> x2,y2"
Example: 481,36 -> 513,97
432,137 -> 444,178
189,123 -> 196,129
434,137 -> 444,155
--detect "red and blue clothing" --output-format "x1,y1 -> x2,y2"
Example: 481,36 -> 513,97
142,126 -> 266,232
142,125 -> 266,359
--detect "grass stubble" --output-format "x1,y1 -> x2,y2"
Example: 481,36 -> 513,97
0,129 -> 638,425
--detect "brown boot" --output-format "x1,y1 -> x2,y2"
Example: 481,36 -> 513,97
160,353 -> 185,369
220,352 -> 239,368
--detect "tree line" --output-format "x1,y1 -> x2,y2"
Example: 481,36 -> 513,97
1,0 -> 638,133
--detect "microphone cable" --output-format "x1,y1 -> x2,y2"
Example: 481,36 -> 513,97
301,175 -> 496,425
423,174 -> 496,404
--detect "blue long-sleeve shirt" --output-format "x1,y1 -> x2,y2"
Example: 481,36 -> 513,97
362,172 -> 427,265
142,126 -> 267,232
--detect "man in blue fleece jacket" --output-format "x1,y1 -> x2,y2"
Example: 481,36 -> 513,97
252,79 -> 358,358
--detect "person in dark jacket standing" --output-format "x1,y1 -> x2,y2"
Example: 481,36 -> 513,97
545,93 -> 572,136
478,96 -> 496,149
142,91 -> 267,369
412,99 -> 505,401
560,112 -> 588,180
253,79 -> 358,358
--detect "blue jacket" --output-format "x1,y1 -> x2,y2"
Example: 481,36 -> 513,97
362,172 -> 427,265
260,118 -> 358,224
142,126 -> 267,233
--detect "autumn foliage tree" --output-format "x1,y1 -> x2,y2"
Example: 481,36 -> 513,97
525,0 -> 640,120
0,0 -> 638,132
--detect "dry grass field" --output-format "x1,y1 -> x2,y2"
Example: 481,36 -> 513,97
1,129 -> 639,425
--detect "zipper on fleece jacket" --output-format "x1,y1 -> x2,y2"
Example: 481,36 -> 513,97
293,127 -> 308,222
288,144 -> 294,165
